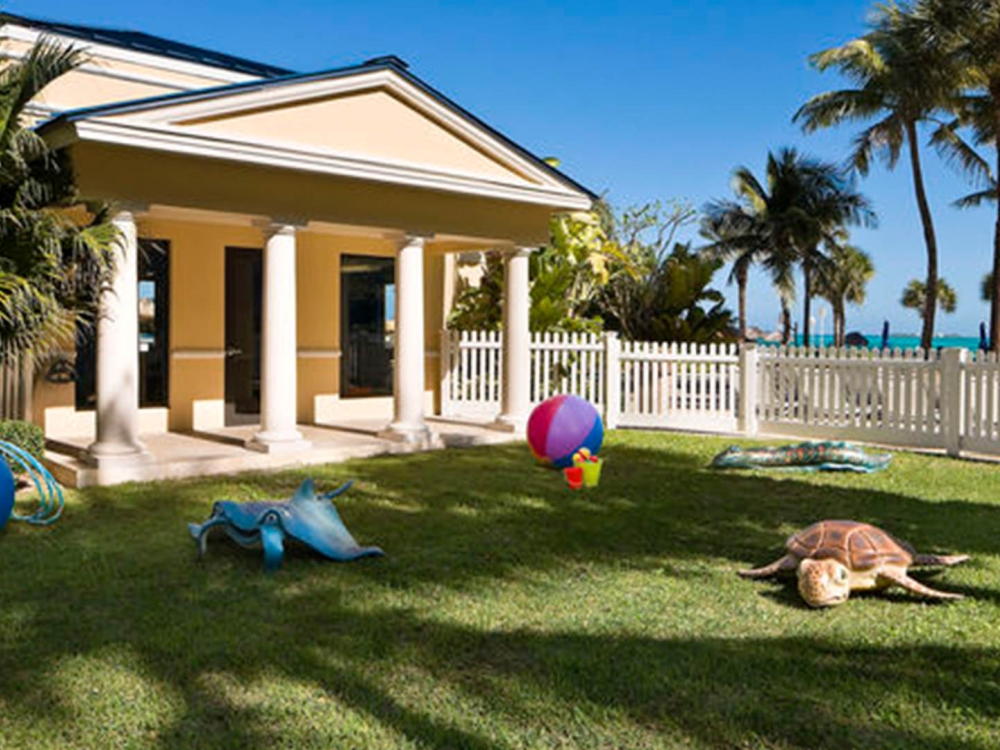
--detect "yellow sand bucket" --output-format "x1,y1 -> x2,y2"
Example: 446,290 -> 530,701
578,457 -> 602,488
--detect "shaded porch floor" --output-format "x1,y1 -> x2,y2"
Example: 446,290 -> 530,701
45,418 -> 519,488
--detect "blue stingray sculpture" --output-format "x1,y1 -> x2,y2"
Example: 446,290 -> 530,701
189,478 -> 383,571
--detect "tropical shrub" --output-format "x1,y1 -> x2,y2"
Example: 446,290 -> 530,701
0,419 -> 45,473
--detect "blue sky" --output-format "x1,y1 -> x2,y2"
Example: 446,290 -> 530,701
19,0 -> 996,336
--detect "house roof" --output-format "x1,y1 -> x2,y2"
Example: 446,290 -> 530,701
0,12 -> 293,79
42,56 -> 599,203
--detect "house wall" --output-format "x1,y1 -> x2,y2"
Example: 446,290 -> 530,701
32,218 -> 449,438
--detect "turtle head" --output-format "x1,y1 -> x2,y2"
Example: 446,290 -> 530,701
797,558 -> 851,607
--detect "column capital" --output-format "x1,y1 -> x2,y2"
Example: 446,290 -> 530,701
111,201 -> 149,220
499,246 -> 537,258
254,218 -> 306,239
391,232 -> 434,249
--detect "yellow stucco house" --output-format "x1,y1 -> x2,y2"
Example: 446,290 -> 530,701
8,13 -> 593,485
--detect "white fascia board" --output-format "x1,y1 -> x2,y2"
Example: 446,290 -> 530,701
116,69 -> 579,196
1,23 -> 261,86
70,119 -> 593,210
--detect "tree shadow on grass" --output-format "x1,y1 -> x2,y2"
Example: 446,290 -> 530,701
1,436 -> 999,748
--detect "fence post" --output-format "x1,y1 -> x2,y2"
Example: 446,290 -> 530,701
738,343 -> 759,436
604,332 -> 621,430
941,347 -> 967,457
439,329 -> 452,418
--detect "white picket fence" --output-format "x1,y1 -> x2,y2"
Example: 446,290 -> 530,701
440,330 -> 1000,458
440,331 -> 744,433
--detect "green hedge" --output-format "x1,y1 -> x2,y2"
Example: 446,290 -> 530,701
0,420 -> 45,473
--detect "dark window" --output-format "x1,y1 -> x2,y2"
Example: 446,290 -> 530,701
138,240 -> 170,407
340,254 -> 395,397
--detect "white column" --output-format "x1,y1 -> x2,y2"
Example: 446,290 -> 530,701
248,223 -> 310,453
88,208 -> 150,466
381,234 -> 438,446
495,247 -> 534,433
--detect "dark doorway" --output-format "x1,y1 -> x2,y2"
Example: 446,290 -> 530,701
341,254 -> 395,398
225,247 -> 262,425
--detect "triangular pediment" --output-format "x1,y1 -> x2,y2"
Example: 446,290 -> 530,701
46,65 -> 592,209
175,89 -> 535,184
98,68 -> 562,190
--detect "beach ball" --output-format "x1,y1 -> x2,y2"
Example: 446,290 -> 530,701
0,460 -> 14,532
527,394 -> 604,468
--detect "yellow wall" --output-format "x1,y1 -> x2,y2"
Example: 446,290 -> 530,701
141,218 -> 260,432
33,217 -> 453,437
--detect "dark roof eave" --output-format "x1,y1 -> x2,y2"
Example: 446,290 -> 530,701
0,11 -> 293,78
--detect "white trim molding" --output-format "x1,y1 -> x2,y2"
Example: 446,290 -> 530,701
171,349 -> 226,360
297,349 -> 341,359
51,118 -> 592,210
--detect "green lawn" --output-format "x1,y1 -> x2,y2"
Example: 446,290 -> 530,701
2,431 -> 999,749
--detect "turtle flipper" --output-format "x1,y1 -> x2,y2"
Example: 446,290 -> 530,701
912,553 -> 970,567
738,554 -> 798,579
880,568 -> 963,600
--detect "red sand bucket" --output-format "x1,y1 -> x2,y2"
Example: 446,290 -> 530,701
563,466 -> 584,490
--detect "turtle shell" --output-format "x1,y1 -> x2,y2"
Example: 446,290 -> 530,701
786,520 -> 912,571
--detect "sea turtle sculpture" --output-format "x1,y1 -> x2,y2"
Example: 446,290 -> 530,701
711,441 -> 891,472
189,478 -> 383,571
739,520 -> 968,607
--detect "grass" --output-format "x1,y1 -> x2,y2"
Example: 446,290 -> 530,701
2,431 -> 1000,749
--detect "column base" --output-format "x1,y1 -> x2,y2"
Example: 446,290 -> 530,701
86,441 -> 153,467
378,422 -> 443,450
492,413 -> 528,435
246,430 -> 312,454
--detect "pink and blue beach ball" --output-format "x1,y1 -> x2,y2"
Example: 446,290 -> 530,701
527,394 -> 604,469
0,460 -> 14,532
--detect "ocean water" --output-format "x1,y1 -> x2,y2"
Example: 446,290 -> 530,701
760,334 -> 984,351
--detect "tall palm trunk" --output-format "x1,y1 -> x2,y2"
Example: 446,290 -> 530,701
802,266 -> 813,346
781,300 -> 792,344
832,302 -> 843,347
736,264 -> 748,340
905,121 -> 939,351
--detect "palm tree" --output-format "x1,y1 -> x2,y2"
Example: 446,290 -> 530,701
912,0 -> 1000,352
700,201 -> 766,340
901,278 -> 958,326
0,37 -> 118,364
816,243 -> 875,346
796,3 -> 964,351
983,271 -> 994,302
712,148 -> 875,345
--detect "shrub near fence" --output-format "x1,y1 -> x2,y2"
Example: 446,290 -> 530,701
440,330 -> 1000,458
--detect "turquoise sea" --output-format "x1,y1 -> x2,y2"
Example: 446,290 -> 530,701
760,334 -> 984,351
